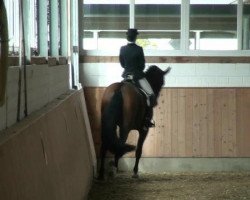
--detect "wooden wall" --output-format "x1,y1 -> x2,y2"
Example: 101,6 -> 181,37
84,87 -> 250,158
0,90 -> 95,200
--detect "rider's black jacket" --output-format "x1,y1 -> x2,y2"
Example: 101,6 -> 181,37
119,42 -> 145,80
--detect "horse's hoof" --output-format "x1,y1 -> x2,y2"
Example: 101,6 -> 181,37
132,174 -> 139,179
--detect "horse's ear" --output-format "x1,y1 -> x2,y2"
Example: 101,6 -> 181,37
163,66 -> 171,75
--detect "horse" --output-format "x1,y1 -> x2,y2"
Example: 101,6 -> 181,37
98,65 -> 171,179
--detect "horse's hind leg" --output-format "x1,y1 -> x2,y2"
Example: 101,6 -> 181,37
133,129 -> 147,178
112,131 -> 126,173
114,126 -> 122,171
112,126 -> 134,173
98,143 -> 107,180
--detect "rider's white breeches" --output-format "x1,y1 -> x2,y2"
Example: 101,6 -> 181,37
138,78 -> 154,96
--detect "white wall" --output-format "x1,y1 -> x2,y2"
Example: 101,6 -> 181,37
0,64 -> 70,131
80,63 -> 250,87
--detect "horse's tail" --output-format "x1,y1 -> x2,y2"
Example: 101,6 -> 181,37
101,89 -> 135,156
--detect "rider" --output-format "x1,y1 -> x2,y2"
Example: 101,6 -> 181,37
119,28 -> 156,128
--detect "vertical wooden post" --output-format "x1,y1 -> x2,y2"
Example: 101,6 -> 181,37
60,0 -> 68,56
20,0 -> 28,117
38,0 -> 48,57
50,0 -> 59,57
237,0 -> 243,50
130,0 -> 135,28
78,0 -> 83,54
0,0 -> 9,106
181,0 -> 190,52
22,0 -> 31,63
70,0 -> 80,89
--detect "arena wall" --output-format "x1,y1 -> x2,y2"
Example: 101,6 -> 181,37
0,89 -> 96,200
80,58 -> 250,159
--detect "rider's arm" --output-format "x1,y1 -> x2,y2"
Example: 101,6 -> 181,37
138,47 -> 145,71
119,47 -> 125,68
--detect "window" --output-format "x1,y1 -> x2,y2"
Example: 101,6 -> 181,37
4,0 -> 67,58
82,0 -> 250,54
4,0 -> 20,55
135,0 -> 181,50
83,0 -> 129,51
30,0 -> 38,56
190,0 -> 237,50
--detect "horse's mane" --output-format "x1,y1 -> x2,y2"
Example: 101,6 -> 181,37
145,65 -> 165,96
145,65 -> 164,75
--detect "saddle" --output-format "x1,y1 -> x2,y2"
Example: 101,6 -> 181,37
122,75 -> 156,107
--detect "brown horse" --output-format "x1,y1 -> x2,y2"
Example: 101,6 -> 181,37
98,65 -> 171,179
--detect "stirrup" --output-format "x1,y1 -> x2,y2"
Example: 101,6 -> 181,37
149,95 -> 157,107
145,118 -> 155,128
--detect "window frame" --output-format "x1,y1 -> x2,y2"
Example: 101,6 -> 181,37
81,0 -> 250,57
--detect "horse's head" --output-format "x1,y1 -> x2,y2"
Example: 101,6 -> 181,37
145,65 -> 171,96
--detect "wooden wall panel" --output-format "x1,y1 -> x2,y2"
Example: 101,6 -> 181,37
84,87 -> 250,158
84,88 -> 105,155
236,89 -> 250,156
0,90 -> 95,200
206,89 -> 215,157
185,89 -> 194,157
